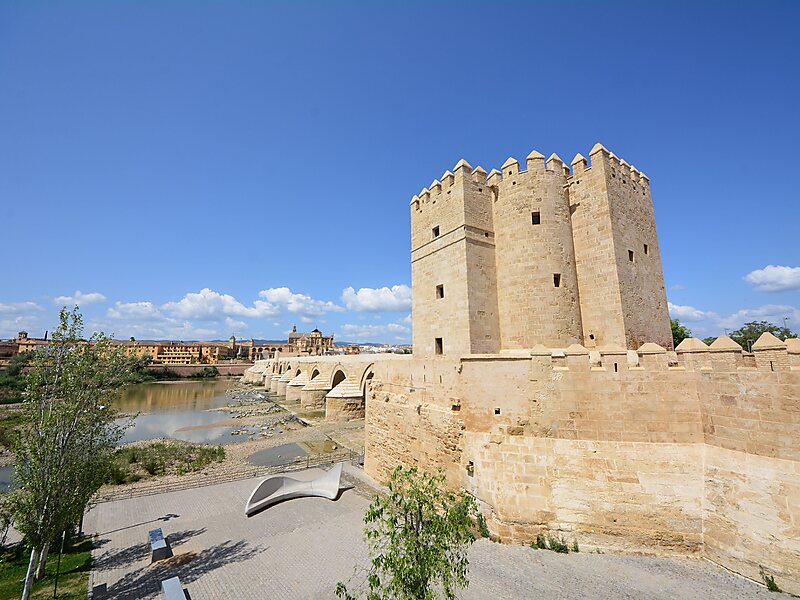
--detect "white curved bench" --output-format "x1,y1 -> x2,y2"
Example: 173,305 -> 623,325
245,462 -> 344,517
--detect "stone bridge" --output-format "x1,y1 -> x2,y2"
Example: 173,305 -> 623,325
243,355 -> 408,421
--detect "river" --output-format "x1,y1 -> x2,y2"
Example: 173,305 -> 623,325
115,379 -> 247,445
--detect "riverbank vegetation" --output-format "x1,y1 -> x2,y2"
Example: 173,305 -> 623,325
106,440 -> 226,485
0,352 -> 34,405
126,359 -> 220,382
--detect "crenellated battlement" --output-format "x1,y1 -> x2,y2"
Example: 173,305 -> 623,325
411,143 -> 651,198
448,334 -> 800,374
410,142 -> 671,354
584,143 -> 650,189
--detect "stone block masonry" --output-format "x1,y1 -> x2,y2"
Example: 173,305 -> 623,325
242,142 -> 800,594
363,336 -> 800,594
410,144 -> 671,356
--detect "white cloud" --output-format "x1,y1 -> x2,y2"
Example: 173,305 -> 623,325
713,304 -> 799,331
108,301 -> 163,321
744,265 -> 800,292
402,313 -> 412,324
0,316 -> 42,338
163,288 -> 278,320
668,302 -> 709,322
224,317 -> 247,332
670,284 -> 687,291
91,313 -> 220,341
97,287 -> 343,339
0,301 -> 42,315
259,287 -> 343,316
338,322 -> 411,343
341,285 -> 412,312
54,291 -> 106,306
104,297 -> 229,340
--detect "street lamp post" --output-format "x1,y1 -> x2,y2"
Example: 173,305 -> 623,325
52,529 -> 66,599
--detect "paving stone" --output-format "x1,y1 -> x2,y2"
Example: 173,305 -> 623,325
85,469 -> 789,599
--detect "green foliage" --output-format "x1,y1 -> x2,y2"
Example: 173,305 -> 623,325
187,366 -> 219,379
0,493 -> 13,547
0,536 -> 92,599
0,411 -> 25,450
547,534 -> 570,553
121,355 -> 155,384
476,513 -> 490,538
702,336 -> 717,346
729,320 -> 797,351
336,466 -> 478,600
670,319 -> 692,348
146,367 -> 182,381
5,352 -> 34,378
531,532 -> 575,553
760,566 -> 782,593
105,441 -> 225,484
0,375 -> 26,405
10,307 -> 136,598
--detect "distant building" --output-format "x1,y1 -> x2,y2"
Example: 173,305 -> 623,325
1,326 -> 336,366
14,331 -> 50,354
288,325 -> 334,355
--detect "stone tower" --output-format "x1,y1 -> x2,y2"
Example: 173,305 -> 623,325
410,159 -> 500,357
569,144 -> 671,349
490,152 -> 583,349
409,143 -> 672,354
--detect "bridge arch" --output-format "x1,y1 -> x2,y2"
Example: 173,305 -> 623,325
360,364 -> 375,396
331,368 -> 347,389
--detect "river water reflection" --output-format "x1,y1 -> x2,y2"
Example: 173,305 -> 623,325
116,379 -> 244,445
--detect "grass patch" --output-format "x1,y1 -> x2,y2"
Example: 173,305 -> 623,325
106,440 -> 225,485
0,537 -> 92,599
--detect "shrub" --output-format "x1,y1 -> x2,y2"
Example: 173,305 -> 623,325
142,457 -> 162,476
476,513 -> 490,538
547,534 -> 570,554
535,533 -> 547,550
106,441 -> 225,485
760,566 -> 782,593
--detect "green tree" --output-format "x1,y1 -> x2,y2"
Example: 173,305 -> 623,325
670,318 -> 692,348
12,307 -> 134,600
336,466 -> 478,600
702,336 -> 717,346
729,320 -> 797,351
6,351 -> 34,378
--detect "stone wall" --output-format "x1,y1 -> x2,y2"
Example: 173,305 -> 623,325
148,363 -> 252,377
365,337 -> 800,594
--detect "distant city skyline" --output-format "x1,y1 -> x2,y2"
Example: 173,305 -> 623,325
1,2 -> 798,343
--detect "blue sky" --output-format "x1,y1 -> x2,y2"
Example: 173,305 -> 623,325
1,1 -> 798,344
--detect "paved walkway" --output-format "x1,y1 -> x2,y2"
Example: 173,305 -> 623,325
85,468 -> 788,600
